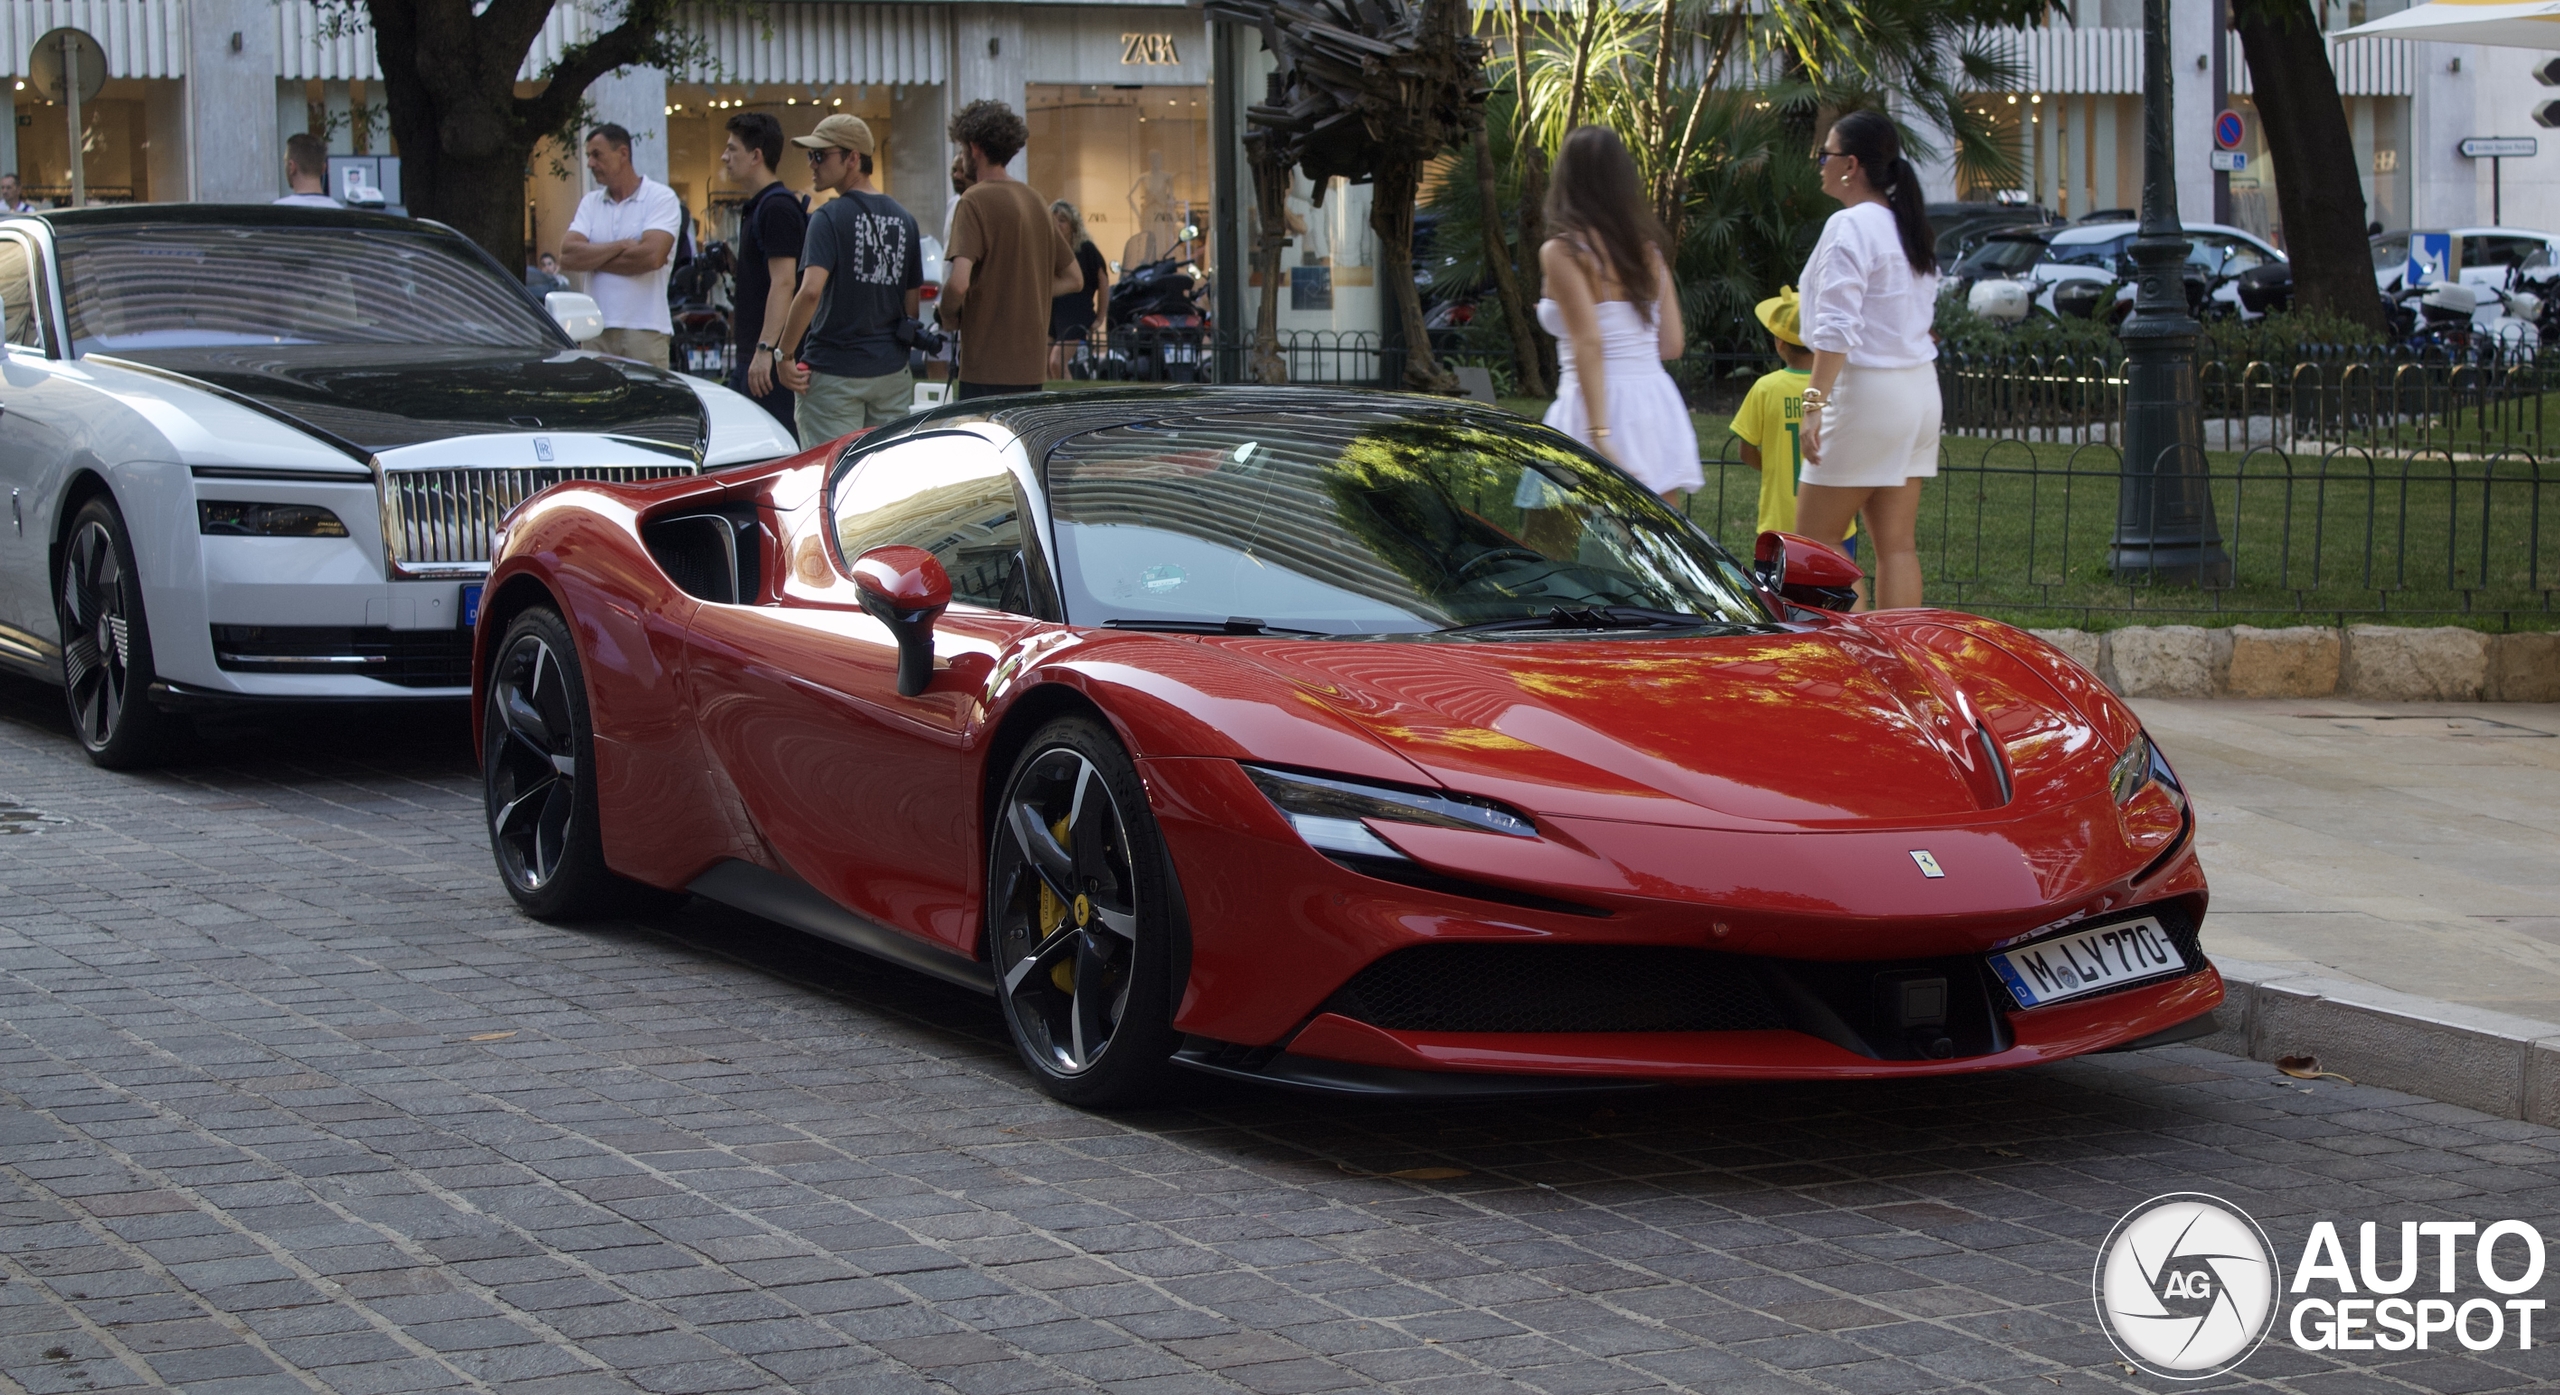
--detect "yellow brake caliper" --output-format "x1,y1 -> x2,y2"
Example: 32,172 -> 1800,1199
1040,814 -> 1078,993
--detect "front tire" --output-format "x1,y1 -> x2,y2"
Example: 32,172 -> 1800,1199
483,606 -> 671,921
987,717 -> 1185,1107
57,495 -> 185,769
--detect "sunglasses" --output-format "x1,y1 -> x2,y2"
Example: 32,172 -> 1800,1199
1813,149 -> 1846,166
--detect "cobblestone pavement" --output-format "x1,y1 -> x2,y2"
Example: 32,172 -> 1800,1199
6,678 -> 2560,1395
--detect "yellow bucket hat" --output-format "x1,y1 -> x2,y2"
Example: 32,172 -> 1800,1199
1755,286 -> 1803,347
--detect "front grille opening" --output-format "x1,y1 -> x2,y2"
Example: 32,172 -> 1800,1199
386,463 -> 696,568
211,625 -> 472,688
1325,944 -> 1788,1033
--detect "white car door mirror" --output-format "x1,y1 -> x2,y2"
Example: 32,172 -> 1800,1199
546,291 -> 603,343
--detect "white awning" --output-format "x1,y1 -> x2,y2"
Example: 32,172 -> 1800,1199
2339,0 -> 2560,50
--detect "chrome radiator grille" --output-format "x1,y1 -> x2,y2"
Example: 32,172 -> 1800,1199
383,464 -> 698,569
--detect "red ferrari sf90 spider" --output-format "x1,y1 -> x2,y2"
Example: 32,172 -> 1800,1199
471,388 -> 2217,1105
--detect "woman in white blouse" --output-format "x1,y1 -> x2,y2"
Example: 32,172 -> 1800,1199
1795,110 -> 1941,610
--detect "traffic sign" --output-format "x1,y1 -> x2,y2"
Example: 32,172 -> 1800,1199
2214,110 -> 2245,151
2209,150 -> 2248,173
2461,136 -> 2539,158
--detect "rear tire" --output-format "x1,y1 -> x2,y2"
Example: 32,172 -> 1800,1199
57,495 -> 186,769
986,716 -> 1187,1107
483,605 -> 675,921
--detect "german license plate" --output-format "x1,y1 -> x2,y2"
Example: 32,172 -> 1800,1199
461,584 -> 483,628
1989,916 -> 2185,1009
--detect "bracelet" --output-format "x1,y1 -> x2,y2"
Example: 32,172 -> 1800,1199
1799,387 -> 1827,406
1590,425 -> 1612,439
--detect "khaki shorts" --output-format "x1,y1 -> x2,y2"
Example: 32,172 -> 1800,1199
593,327 -> 671,370
797,370 -> 916,450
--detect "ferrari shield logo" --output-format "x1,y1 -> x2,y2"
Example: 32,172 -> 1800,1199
1909,850 -> 1946,879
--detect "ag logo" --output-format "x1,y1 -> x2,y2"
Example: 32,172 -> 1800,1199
2093,1192 -> 2281,1379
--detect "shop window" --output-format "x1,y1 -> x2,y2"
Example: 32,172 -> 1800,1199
1028,85 -> 1210,275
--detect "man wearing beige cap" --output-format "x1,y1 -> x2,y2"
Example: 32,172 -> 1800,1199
771,114 -> 923,447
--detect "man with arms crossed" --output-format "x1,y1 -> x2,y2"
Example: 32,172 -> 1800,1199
557,124 -> 683,368
721,111 -> 806,432
942,100 -> 1082,398
772,115 -> 922,447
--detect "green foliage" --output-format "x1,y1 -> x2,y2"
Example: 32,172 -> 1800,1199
1933,299 -> 2120,361
2202,310 -> 2389,367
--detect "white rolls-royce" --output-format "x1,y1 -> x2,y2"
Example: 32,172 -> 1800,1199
0,204 -> 798,767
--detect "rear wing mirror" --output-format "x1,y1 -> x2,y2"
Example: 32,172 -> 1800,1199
1754,531 -> 1863,612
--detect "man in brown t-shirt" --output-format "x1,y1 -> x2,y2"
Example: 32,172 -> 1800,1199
942,100 -> 1081,399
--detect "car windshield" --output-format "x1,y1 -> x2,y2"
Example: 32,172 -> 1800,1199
1956,238 -> 2047,277
2048,232 -> 2133,268
57,225 -> 563,355
1043,408 -> 1776,636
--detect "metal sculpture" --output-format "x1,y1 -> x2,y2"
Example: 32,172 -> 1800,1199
1208,0 -> 1489,391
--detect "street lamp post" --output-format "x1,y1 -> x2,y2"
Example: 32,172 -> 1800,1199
2112,0 -> 2231,584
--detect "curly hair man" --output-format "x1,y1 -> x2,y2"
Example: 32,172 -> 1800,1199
942,99 -> 1082,399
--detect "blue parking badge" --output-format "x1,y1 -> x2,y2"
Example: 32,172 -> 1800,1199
2408,232 -> 2452,287
462,584 -> 482,628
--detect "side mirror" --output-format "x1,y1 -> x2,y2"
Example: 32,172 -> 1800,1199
1754,530 -> 1864,613
546,290 -> 604,343
851,545 -> 951,696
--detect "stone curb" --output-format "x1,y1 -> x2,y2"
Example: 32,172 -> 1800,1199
2199,956 -> 2560,1123
2026,624 -> 2560,701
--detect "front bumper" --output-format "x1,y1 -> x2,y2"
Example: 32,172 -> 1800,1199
1141,755 -> 2216,1090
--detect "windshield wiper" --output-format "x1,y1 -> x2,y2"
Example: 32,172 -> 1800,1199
1438,605 -> 1720,634
1102,617 -> 1331,636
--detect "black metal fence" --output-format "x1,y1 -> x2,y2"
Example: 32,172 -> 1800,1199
1681,350 -> 2560,629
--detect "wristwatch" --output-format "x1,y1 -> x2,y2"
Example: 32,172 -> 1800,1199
755,342 -> 778,355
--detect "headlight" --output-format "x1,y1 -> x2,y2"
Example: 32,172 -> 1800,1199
1244,764 -> 1536,861
2109,733 -> 2182,805
199,502 -> 348,537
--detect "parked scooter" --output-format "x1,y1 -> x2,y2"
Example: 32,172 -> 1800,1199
1077,239 -> 1211,382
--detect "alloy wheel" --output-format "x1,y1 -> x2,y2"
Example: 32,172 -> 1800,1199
992,747 -> 1142,1076
487,633 -> 579,892
59,519 -> 133,750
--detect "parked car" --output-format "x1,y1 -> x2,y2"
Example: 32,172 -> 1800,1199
474,386 -> 2220,1105
1927,200 -> 2060,267
1963,220 -> 2282,322
0,204 -> 799,768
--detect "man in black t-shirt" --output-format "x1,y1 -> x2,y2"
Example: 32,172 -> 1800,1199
772,116 -> 923,448
722,111 -> 805,433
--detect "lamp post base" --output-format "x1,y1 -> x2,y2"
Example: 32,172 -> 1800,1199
2107,542 -> 2234,587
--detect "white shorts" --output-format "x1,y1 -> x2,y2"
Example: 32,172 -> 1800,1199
1802,361 -> 1941,489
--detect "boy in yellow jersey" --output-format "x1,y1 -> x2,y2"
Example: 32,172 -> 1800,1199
1732,287 -> 1862,600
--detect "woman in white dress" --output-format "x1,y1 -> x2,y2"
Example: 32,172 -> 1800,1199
1796,110 -> 1941,610
1537,126 -> 1700,504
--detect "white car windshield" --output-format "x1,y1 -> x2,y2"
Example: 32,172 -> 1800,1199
58,225 -> 563,355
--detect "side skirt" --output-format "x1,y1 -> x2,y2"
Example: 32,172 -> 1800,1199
687,859 -> 995,996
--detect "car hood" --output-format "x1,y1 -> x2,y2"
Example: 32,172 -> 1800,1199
1203,623 -> 2068,831
94,345 -> 705,454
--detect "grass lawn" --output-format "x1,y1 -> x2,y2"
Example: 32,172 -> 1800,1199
1026,381 -> 2560,631
1519,395 -> 2560,632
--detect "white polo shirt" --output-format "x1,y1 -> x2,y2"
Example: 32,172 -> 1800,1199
566,176 -> 684,335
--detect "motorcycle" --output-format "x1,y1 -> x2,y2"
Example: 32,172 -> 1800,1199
669,239 -> 736,381
1077,241 -> 1211,383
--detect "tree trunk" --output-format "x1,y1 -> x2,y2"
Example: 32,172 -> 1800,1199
2233,1 -> 2386,331
1373,159 -> 1453,392
1472,130 -> 1546,396
1501,0 -> 1555,386
1247,138 -> 1292,383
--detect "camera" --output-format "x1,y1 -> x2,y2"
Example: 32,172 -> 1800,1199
894,317 -> 947,356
